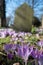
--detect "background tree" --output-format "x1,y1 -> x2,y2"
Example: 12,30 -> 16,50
32,16 -> 41,27
29,0 -> 42,27
0,0 -> 6,27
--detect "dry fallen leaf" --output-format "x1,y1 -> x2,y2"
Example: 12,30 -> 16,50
13,63 -> 20,65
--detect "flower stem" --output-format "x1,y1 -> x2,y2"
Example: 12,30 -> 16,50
25,61 -> 27,65
35,59 -> 38,65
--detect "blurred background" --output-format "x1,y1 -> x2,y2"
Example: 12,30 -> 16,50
0,0 -> 43,29
5,0 -> 43,26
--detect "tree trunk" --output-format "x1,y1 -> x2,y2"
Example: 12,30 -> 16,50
0,0 -> 6,27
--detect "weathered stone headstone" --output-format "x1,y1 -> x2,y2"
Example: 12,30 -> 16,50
14,3 -> 33,32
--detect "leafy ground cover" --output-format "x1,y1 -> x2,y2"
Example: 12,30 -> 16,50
0,28 -> 43,65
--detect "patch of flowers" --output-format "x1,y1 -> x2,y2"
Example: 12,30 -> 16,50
0,28 -> 43,65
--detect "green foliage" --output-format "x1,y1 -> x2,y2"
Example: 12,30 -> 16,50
27,62 -> 32,65
0,36 -> 10,44
0,55 -> 24,65
31,26 -> 37,34
28,35 -> 39,44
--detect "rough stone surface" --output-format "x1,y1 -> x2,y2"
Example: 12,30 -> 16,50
14,3 -> 33,32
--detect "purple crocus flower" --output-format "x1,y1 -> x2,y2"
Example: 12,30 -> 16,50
4,44 -> 18,54
38,51 -> 43,65
31,48 -> 39,59
18,32 -> 25,38
15,44 -> 33,62
4,44 -> 19,59
4,44 -> 13,53
37,40 -> 43,48
12,33 -> 18,38
5,29 -> 14,36
7,53 -> 14,59
0,32 -> 6,38
11,44 -> 18,52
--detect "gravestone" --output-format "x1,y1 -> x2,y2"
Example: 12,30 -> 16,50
14,3 -> 33,32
